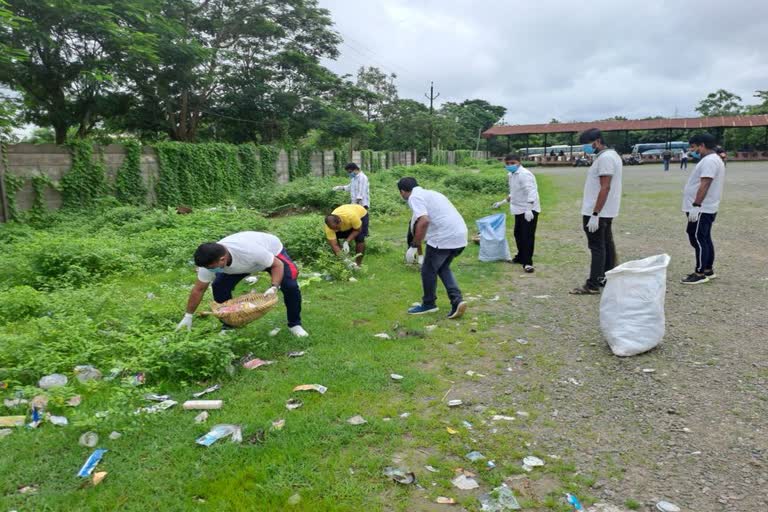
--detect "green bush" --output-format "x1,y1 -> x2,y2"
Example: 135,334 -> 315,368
0,286 -> 45,323
443,173 -> 507,194
275,216 -> 327,264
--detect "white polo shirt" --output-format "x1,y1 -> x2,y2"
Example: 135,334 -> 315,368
581,148 -> 623,217
197,232 -> 283,283
507,167 -> 541,215
341,172 -> 370,208
682,153 -> 725,214
408,186 -> 467,250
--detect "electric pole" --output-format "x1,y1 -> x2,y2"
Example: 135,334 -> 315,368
425,82 -> 440,163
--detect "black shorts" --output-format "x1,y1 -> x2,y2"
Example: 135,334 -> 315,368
337,213 -> 369,243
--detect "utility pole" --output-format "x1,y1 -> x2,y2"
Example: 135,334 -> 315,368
425,81 -> 440,163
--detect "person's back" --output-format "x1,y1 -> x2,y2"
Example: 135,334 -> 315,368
409,187 -> 467,249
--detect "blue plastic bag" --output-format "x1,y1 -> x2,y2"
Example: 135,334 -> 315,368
475,214 -> 511,262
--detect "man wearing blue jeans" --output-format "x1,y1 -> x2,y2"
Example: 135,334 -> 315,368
176,231 -> 307,337
681,133 -> 725,284
398,177 -> 468,319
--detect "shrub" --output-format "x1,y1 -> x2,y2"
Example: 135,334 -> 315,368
443,174 -> 508,194
0,286 -> 45,323
275,216 -> 327,264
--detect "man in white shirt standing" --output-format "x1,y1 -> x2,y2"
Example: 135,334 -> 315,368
571,128 -> 623,295
332,163 -> 370,209
492,153 -> 541,273
176,231 -> 308,337
399,177 -> 468,319
680,132 -> 726,284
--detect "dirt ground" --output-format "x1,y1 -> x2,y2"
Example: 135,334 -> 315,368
445,161 -> 768,511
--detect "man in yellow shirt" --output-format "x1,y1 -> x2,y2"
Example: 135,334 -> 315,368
324,204 -> 369,266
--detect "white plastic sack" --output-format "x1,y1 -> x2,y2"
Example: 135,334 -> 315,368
476,213 -> 511,262
600,254 -> 670,356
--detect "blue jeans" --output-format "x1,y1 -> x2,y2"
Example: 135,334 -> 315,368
212,248 -> 302,327
686,212 -> 716,273
421,245 -> 464,308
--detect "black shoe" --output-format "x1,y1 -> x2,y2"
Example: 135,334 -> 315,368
447,301 -> 467,319
511,256 -> 520,264
703,270 -> 717,279
523,265 -> 535,273
569,284 -> 600,295
681,273 -> 710,285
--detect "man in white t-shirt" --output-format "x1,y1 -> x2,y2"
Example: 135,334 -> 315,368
175,231 -> 307,337
680,132 -> 726,284
492,153 -> 541,272
332,162 -> 370,209
398,177 -> 468,319
571,128 -> 623,295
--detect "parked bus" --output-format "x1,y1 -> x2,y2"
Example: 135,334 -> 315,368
519,145 -> 583,157
631,142 -> 688,155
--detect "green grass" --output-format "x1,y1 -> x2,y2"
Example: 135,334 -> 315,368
0,163 -> 591,511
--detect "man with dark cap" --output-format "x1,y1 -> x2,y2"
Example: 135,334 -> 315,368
570,128 -> 623,295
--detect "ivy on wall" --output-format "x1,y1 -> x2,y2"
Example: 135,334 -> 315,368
61,140 -> 107,209
3,173 -> 24,221
114,140 -> 146,205
30,174 -> 54,218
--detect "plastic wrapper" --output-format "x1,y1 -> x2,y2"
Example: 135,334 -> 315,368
196,424 -> 242,446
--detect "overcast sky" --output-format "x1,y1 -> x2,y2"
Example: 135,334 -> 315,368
318,0 -> 768,125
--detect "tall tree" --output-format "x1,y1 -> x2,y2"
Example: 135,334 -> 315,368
695,89 -> 744,117
353,66 -> 397,123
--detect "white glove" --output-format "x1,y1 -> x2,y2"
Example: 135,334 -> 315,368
332,185 -> 345,191
264,286 -> 278,297
405,246 -> 418,264
688,206 -> 701,223
492,201 -> 504,209
176,313 -> 193,332
524,209 -> 534,222
417,254 -> 424,266
342,241 -> 350,254
586,214 -> 600,233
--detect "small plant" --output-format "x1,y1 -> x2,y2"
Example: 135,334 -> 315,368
625,499 -> 641,510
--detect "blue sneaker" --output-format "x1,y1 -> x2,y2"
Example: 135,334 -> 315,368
408,304 -> 439,315
447,301 -> 467,319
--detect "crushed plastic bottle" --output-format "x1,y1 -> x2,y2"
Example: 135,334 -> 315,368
38,374 -> 67,390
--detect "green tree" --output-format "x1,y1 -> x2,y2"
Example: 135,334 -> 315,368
695,89 -> 744,116
439,99 -> 506,150
353,66 -> 397,122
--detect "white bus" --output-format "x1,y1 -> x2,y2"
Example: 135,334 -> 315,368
631,142 -> 688,155
518,144 -> 583,157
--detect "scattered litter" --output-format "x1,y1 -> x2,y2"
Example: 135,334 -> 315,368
479,484 -> 521,511
104,368 -> 122,381
293,384 -> 327,394
79,432 -> 99,447
0,428 -> 13,437
347,415 -> 367,426
287,351 -> 305,358
77,449 -> 107,477
74,365 -> 102,383
568,378 -> 582,386
269,327 -> 281,337
92,471 -> 107,486
462,420 -> 474,430
183,400 -> 223,410
286,399 -> 303,410
192,384 -> 221,398
4,398 -> 27,408
466,370 -> 486,377
145,394 -> 170,402
244,276 -> 259,285
486,460 -> 496,469
383,467 -> 416,485
399,412 -> 410,418
643,368 -> 656,374
515,338 -> 529,345
194,412 -> 209,424
146,292 -> 156,299
29,406 -> 43,428
566,493 -> 584,510
67,395 -> 82,407
243,358 -> 275,370
287,493 -> 301,505
247,429 -> 266,444
38,373 -> 67,390
109,431 -> 122,440
390,373 -> 404,381
425,465 -> 439,473
196,424 -> 242,446
134,399 -> 177,415
348,277 -> 358,282
19,485 -> 38,494
516,411 -> 530,418
271,419 -> 285,430
451,474 -> 479,490
533,295 -> 551,299
466,451 -> 486,462
446,427 -> 458,435
447,399 -> 463,407
489,295 -> 500,301
130,373 -> 145,386
655,501 -> 681,512
425,325 -> 437,332
374,333 -> 391,340
436,496 -> 456,504
492,415 -> 515,422
48,415 -> 68,426
522,456 -> 545,471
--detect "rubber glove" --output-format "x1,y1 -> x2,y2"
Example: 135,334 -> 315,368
688,206 -> 701,223
586,214 -> 600,233
492,200 -> 504,209
176,313 -> 193,332
342,240 -> 350,254
332,185 -> 345,191
264,286 -> 278,297
417,254 -> 424,266
405,246 -> 418,264
524,209 -> 534,222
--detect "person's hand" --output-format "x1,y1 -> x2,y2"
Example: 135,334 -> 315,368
524,209 -> 534,222
332,185 -> 345,191
342,240 -> 350,254
417,254 -> 424,266
688,206 -> 701,223
264,286 -> 278,297
492,201 -> 504,209
405,246 -> 418,264
586,214 -> 600,233
176,313 -> 193,332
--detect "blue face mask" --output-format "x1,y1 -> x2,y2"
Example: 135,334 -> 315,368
690,150 -> 700,159
583,144 -> 595,155
505,164 -> 519,173
348,172 -> 356,178
207,266 -> 225,274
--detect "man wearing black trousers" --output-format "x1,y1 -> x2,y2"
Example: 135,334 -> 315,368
681,133 -> 726,284
492,153 -> 541,273
570,128 -> 623,295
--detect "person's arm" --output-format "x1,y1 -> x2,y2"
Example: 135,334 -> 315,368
328,238 -> 342,256
523,173 -> 537,206
693,177 -> 713,205
185,280 -> 210,314
411,215 -> 430,246
592,175 -> 612,213
345,229 -> 360,242
267,257 -> 284,289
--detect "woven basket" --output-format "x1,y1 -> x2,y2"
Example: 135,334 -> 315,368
201,292 -> 278,327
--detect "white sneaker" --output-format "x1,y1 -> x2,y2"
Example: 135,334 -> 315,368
289,325 -> 309,337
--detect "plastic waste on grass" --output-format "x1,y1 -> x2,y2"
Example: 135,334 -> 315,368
292,384 -> 327,394
79,432 -> 99,447
479,484 -> 521,511
183,400 -> 223,410
383,467 -> 415,485
347,415 -> 367,425
74,365 -> 102,383
77,449 -> 107,477
476,214 -> 512,262
196,424 -> 242,446
192,384 -> 220,398
38,374 -> 67,390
